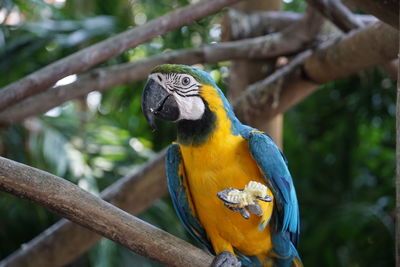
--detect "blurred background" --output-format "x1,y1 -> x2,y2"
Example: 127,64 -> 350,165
0,0 -> 395,266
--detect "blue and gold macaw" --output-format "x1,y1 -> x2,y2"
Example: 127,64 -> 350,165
142,64 -> 301,267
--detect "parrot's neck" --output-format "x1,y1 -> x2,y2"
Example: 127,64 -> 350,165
176,102 -> 217,146
176,84 -> 242,146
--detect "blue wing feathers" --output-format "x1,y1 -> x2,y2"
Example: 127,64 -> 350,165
246,131 -> 300,236
166,144 -> 213,252
241,129 -> 301,266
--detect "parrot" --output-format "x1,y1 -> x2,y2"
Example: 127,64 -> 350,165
141,64 -> 301,267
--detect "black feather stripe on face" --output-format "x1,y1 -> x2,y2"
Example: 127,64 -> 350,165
176,100 -> 216,146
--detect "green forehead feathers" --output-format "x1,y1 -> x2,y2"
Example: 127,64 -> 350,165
151,64 -> 214,86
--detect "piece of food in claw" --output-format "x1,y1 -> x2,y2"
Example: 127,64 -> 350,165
227,189 -> 254,208
226,181 -> 268,208
244,181 -> 268,199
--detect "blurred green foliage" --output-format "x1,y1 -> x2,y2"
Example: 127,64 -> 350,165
0,0 -> 395,266
285,69 -> 395,266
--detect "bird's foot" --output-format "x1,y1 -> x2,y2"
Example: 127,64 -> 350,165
211,251 -> 241,267
217,181 -> 272,219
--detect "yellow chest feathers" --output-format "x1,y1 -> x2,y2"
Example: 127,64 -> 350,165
178,84 -> 265,195
177,85 -> 274,255
178,84 -> 263,196
179,133 -> 274,255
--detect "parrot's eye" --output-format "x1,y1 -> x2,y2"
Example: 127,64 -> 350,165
182,77 -> 191,86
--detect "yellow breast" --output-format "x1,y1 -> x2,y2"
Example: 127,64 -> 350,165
177,85 -> 274,256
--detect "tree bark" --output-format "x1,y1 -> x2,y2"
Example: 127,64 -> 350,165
304,22 -> 398,84
223,11 -> 376,40
226,0 -> 284,147
343,0 -> 399,29
222,10 -> 302,41
0,27 -> 320,128
306,0 -> 398,79
233,50 -> 314,127
0,151 -> 167,267
0,0 -> 243,111
0,20 -> 395,129
0,156 -> 213,267
235,21 -> 398,129
305,0 -> 363,32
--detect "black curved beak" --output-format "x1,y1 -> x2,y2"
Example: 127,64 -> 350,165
141,78 -> 180,130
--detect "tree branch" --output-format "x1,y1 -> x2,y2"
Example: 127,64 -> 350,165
304,22 -> 398,84
222,10 -> 302,41
1,20 -> 396,128
343,0 -> 399,29
305,0 -> 363,32
235,21 -> 398,129
0,0 -> 243,111
0,151 -> 167,267
0,155 -> 213,267
223,10 -> 376,40
306,0 -> 398,79
0,16 -> 321,128
233,50 -> 312,126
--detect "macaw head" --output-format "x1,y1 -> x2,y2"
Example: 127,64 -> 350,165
142,64 -> 221,125
142,64 -> 237,145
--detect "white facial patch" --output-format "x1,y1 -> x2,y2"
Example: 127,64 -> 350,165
149,72 -> 205,121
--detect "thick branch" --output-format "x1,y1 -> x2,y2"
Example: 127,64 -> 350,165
0,0 -> 243,111
224,10 -> 376,40
233,50 -> 312,125
0,152 -> 167,267
0,22 -> 320,127
235,21 -> 398,129
222,10 -> 302,41
306,0 -> 398,79
343,0 -> 399,29
304,22 -> 398,84
0,156 -> 213,267
225,0 -> 285,145
305,0 -> 363,32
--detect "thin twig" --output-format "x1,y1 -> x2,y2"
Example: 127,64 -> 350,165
0,0 -> 243,111
0,156 -> 213,267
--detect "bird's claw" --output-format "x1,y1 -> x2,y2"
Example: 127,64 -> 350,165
223,202 -> 250,219
211,251 -> 241,267
256,195 -> 273,202
247,202 -> 263,216
217,188 -> 240,205
217,181 -> 273,219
